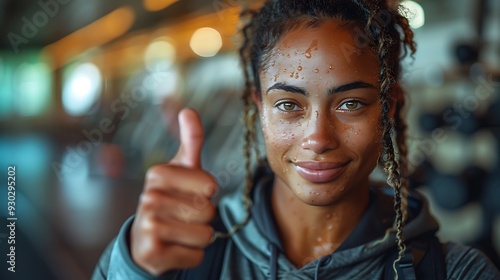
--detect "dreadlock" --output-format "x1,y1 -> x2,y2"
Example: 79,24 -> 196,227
218,0 -> 417,278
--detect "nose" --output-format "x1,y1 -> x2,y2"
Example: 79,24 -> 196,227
301,111 -> 340,154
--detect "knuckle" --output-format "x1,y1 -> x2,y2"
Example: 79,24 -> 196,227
141,217 -> 157,233
145,165 -> 175,184
145,165 -> 164,180
140,218 -> 177,242
138,216 -> 164,237
139,192 -> 161,211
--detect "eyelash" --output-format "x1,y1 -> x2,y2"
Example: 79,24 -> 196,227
337,100 -> 365,111
274,99 -> 366,113
275,101 -> 302,112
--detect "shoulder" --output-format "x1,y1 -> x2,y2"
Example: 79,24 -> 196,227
444,242 -> 500,280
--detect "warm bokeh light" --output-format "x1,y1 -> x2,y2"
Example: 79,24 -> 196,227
144,38 -> 176,68
43,7 -> 135,68
189,27 -> 223,58
143,0 -> 179,12
62,63 -> 102,116
401,0 -> 425,29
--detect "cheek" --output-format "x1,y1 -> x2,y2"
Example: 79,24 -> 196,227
352,119 -> 383,161
260,112 -> 302,157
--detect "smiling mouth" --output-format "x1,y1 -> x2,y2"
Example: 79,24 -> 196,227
293,161 -> 349,183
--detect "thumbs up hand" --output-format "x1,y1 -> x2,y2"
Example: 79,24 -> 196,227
131,108 -> 217,275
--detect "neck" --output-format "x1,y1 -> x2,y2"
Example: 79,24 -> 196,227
271,179 -> 370,268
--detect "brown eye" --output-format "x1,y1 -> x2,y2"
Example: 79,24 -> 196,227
276,102 -> 300,112
339,101 -> 363,111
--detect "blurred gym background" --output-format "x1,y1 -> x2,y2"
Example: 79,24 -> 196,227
0,0 -> 498,279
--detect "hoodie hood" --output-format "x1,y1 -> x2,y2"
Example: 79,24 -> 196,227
218,166 -> 439,279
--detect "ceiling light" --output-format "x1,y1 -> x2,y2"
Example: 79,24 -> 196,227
189,27 -> 222,58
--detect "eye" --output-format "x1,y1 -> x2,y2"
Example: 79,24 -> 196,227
338,100 -> 364,111
275,101 -> 301,112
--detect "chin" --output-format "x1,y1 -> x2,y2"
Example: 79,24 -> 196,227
293,182 -> 344,206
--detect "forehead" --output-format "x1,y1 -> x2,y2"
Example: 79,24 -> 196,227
262,20 -> 379,85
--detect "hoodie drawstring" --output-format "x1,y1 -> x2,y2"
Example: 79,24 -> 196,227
314,258 -> 321,280
269,244 -> 278,280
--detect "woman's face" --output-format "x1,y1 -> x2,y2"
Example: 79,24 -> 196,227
256,20 -> 386,206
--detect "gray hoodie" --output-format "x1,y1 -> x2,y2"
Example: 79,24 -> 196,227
93,167 -> 500,279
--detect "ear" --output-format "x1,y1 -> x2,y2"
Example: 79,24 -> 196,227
252,90 -> 262,113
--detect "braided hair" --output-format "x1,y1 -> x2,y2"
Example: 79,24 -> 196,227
223,0 -> 416,278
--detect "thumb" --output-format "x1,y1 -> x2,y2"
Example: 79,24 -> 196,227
171,108 -> 204,169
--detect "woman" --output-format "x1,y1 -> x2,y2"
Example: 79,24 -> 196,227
93,0 -> 500,279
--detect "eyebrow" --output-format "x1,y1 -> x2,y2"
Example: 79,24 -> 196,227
329,81 -> 376,94
266,81 -> 376,96
266,83 -> 307,95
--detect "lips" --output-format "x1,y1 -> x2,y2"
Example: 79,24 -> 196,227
293,161 -> 349,183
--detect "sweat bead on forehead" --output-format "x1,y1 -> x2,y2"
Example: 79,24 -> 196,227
260,20 -> 379,88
